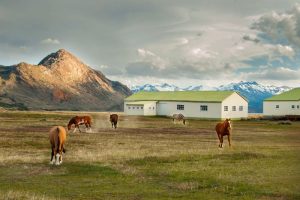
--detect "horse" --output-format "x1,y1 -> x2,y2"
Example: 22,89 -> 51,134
215,118 -> 232,148
49,126 -> 67,165
110,114 -> 118,129
172,113 -> 186,125
67,115 -> 92,133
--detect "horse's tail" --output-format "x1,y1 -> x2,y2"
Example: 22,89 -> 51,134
55,127 -> 61,153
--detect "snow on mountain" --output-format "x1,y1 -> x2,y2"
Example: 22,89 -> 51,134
131,83 -> 204,92
130,81 -> 293,113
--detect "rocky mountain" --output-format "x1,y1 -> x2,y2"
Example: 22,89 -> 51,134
130,81 -> 293,113
0,49 -> 132,111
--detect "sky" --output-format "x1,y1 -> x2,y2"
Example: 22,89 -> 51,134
0,0 -> 300,88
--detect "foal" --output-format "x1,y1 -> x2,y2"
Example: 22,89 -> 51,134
215,118 -> 232,148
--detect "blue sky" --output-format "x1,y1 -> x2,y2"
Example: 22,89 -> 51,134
0,0 -> 299,87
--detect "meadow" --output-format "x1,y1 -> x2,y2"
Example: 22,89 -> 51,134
0,111 -> 299,200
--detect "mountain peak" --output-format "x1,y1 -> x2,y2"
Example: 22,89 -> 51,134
38,49 -> 81,67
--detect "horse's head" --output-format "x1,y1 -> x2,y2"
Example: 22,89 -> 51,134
67,118 -> 73,130
225,118 -> 232,130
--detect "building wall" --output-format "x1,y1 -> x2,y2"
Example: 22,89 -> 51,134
143,102 -> 157,116
263,101 -> 300,116
221,93 -> 248,119
157,101 -> 222,118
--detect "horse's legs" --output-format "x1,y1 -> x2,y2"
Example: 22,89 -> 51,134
50,147 -> 55,164
85,123 -> 88,132
216,133 -> 221,148
76,124 -> 82,133
228,134 -> 231,147
114,122 -> 117,129
220,136 -> 224,148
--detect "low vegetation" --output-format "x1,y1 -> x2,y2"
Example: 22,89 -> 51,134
0,111 -> 299,199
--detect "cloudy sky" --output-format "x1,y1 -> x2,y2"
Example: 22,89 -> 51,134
1,0 -> 300,88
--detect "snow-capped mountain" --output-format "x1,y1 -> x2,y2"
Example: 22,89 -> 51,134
131,83 -> 205,93
130,81 -> 293,113
217,81 -> 292,113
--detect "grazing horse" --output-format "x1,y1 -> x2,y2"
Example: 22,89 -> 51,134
215,118 -> 232,148
110,114 -> 118,129
172,113 -> 186,125
67,115 -> 92,133
49,126 -> 67,165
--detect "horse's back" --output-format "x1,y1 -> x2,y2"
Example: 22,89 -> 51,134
110,114 -> 118,122
173,113 -> 184,119
49,126 -> 66,145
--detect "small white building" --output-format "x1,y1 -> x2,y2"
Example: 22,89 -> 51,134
263,88 -> 300,116
124,91 -> 248,119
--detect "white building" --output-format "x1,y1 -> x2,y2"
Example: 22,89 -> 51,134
124,91 -> 248,119
263,88 -> 300,116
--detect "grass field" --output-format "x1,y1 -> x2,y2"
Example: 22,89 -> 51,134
0,111 -> 299,200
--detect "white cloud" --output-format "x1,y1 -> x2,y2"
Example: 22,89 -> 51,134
136,48 -> 167,70
40,38 -> 60,45
243,66 -> 300,81
252,3 -> 300,47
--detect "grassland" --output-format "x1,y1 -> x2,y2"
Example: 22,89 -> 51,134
0,111 -> 299,200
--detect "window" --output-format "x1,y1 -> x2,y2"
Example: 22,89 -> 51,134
292,105 -> 295,109
239,106 -> 243,111
141,106 -> 143,109
137,107 -> 139,109
132,107 -> 135,109
128,106 -> 131,109
276,105 -> 279,109
200,105 -> 208,111
297,105 -> 299,109
232,106 -> 236,111
177,104 -> 184,110
224,106 -> 228,111
153,107 -> 155,110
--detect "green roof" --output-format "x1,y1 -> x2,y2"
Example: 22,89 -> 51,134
125,91 -> 246,102
264,88 -> 300,101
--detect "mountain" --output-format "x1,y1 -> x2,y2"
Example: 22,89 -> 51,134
130,81 -> 292,113
131,83 -> 206,93
217,81 -> 291,113
0,49 -> 132,111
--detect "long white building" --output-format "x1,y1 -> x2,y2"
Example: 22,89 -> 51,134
124,91 -> 248,119
263,88 -> 300,116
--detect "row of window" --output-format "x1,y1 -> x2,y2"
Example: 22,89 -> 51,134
177,105 -> 243,112
224,106 -> 243,111
128,106 -> 143,110
276,105 -> 300,109
128,106 -> 155,110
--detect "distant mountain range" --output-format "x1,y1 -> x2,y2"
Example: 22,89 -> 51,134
130,82 -> 293,113
0,49 -> 131,111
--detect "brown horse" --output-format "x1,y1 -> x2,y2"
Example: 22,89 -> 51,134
67,115 -> 92,133
49,126 -> 67,165
110,114 -> 118,129
215,118 -> 232,148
